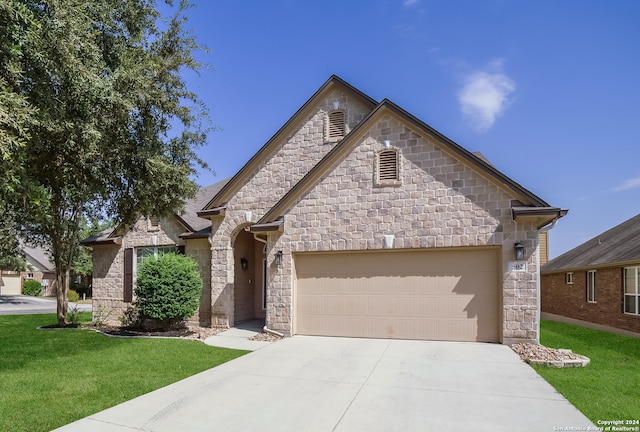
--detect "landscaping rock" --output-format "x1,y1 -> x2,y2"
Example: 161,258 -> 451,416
511,343 -> 590,368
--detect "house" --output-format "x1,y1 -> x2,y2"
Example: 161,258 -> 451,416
86,75 -> 567,344
0,245 -> 56,295
541,214 -> 640,336
80,180 -> 229,324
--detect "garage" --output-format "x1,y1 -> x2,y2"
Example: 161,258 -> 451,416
294,248 -> 500,342
0,274 -> 22,295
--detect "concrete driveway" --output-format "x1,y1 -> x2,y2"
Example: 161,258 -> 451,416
0,294 -> 92,315
54,336 -> 593,432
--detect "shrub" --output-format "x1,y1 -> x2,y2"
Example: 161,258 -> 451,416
134,253 -> 202,329
71,281 -> 91,298
67,289 -> 80,303
119,304 -> 141,328
22,279 -> 42,296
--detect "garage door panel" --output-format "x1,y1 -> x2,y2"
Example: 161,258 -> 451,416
295,249 -> 500,342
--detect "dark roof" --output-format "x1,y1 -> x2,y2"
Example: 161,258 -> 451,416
177,178 -> 230,231
80,178 -> 230,246
542,214 -> 640,273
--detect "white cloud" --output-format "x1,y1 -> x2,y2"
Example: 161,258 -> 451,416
458,60 -> 515,132
403,0 -> 418,6
614,176 -> 640,192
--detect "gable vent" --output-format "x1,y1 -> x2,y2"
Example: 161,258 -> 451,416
327,110 -> 346,140
378,149 -> 399,181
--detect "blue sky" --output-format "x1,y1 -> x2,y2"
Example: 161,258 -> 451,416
174,0 -> 640,259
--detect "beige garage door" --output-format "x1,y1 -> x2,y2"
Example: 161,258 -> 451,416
0,275 -> 22,295
295,248 -> 500,342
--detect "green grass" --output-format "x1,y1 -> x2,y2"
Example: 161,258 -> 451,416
0,314 -> 249,432
534,320 -> 640,423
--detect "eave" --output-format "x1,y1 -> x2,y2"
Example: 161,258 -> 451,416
247,219 -> 284,234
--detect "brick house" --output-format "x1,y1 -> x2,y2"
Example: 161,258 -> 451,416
541,214 -> 640,336
86,75 -> 566,344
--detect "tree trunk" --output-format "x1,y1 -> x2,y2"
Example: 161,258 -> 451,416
56,268 -> 69,325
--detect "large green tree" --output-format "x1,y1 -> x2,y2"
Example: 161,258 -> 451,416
1,0 -> 209,324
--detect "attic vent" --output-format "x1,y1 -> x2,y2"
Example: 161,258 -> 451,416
378,149 -> 399,182
326,110 -> 346,141
148,216 -> 160,231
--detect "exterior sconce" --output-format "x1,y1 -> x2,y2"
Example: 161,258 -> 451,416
275,250 -> 283,267
514,242 -> 525,260
332,101 -> 340,110
383,234 -> 395,249
240,258 -> 248,271
384,140 -> 391,149
244,211 -> 252,223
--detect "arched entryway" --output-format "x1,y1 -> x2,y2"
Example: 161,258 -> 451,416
233,229 -> 266,325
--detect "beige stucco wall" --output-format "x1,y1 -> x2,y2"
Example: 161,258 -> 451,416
92,216 -> 211,324
263,114 -> 540,343
209,90 -> 373,326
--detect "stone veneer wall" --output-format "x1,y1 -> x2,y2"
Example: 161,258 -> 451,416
264,114 -> 540,343
92,216 -> 210,324
209,91 -> 373,326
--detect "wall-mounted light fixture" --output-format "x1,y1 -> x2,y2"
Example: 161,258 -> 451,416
274,250 -> 283,267
240,258 -> 248,271
384,140 -> 391,149
514,242 -> 525,260
332,101 -> 340,110
383,234 -> 395,249
244,211 -> 252,223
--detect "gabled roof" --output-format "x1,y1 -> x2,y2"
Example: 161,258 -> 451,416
80,178 -> 230,246
23,245 -> 54,272
254,98 -> 565,228
199,75 -> 379,215
542,214 -> 640,273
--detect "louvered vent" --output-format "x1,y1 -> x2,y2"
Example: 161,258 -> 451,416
378,149 -> 398,181
327,110 -> 345,140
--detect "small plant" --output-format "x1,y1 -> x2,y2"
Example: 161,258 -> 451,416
67,289 -> 80,303
134,253 -> 202,330
67,305 -> 80,325
91,304 -> 111,327
119,304 -> 141,328
22,279 -> 42,296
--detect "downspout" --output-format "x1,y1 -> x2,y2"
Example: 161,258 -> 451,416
536,219 -> 559,344
252,233 -> 284,336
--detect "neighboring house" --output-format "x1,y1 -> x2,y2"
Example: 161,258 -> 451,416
87,75 -> 566,344
0,245 -> 56,295
541,214 -> 640,336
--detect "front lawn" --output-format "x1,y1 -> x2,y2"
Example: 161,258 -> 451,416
534,320 -> 640,423
0,314 -> 248,432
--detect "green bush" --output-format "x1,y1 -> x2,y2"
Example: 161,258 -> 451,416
71,281 -> 91,298
134,253 -> 202,329
22,279 -> 42,296
67,289 -> 80,303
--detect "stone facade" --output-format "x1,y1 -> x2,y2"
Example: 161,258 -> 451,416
92,216 -> 210,324
208,90 -> 373,326
264,114 -> 540,342
542,267 -> 640,334
90,76 -> 560,344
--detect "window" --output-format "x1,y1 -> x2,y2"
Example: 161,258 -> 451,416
565,272 -> 574,284
124,245 -> 177,303
136,246 -> 176,266
624,267 -> 640,315
586,270 -> 596,303
375,148 -> 401,186
326,110 -> 346,141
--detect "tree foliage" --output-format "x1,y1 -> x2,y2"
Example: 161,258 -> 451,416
134,253 -> 202,328
1,0 -> 209,324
